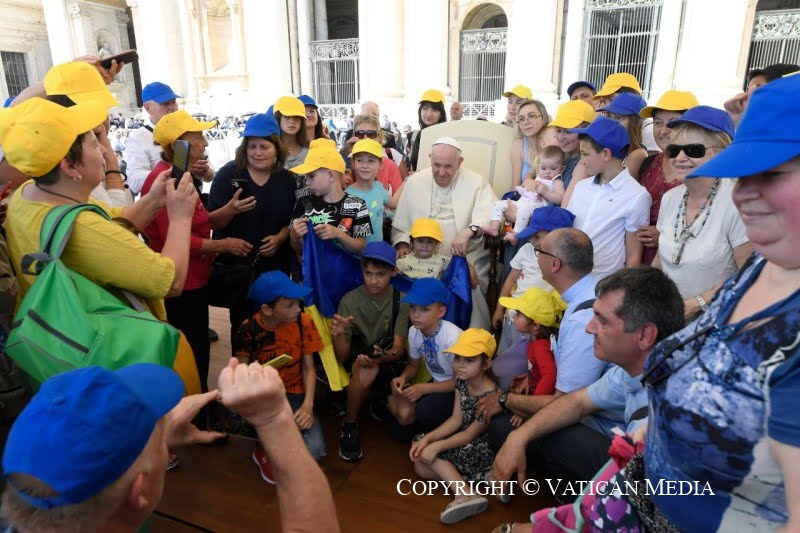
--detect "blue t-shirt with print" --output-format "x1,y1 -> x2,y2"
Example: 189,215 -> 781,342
346,182 -> 389,244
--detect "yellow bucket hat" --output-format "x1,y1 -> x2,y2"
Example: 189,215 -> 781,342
409,218 -> 443,242
498,288 -> 567,328
594,73 -> 642,98
44,61 -> 119,108
446,328 -> 497,359
273,95 -> 306,118
289,138 -> 345,174
502,84 -> 533,100
0,97 -> 107,177
152,110 -> 215,149
419,89 -> 445,104
639,90 -> 700,118
548,100 -> 596,129
351,138 -> 384,160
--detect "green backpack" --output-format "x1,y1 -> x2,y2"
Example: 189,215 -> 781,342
5,204 -> 179,385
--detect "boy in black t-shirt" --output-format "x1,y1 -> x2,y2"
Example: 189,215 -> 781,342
289,139 -> 372,255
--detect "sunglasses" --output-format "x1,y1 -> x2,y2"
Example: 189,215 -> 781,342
354,130 -> 379,139
666,143 -> 719,159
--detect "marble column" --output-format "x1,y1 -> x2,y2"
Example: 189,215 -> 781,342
41,0 -> 76,64
241,0 -> 294,110
314,0 -> 328,41
358,0 -> 404,100
297,0 -> 314,95
126,0 -> 187,96
225,0 -> 246,75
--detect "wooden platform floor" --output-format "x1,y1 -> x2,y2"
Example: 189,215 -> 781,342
153,307 -> 555,532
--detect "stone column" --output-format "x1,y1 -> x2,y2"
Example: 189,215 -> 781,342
314,0 -> 328,41
226,0 -> 246,74
126,0 -> 186,95
559,0 -> 585,102
358,0 -> 404,100
241,0 -> 294,110
41,0 -> 76,63
403,0 -> 449,100
297,0 -> 314,95
176,0 -> 199,104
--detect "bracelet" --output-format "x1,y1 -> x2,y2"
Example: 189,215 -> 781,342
105,170 -> 127,179
695,295 -> 709,313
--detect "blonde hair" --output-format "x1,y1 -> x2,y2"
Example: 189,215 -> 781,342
669,123 -> 733,150
516,100 -> 551,169
353,113 -> 383,143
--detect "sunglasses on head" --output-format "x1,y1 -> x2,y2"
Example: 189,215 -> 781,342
666,143 -> 717,159
354,130 -> 378,139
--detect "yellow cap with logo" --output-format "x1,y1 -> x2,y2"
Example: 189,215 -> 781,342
409,218 -> 443,243
640,90 -> 700,118
153,110 -> 215,149
273,96 -> 306,118
351,138 -> 384,160
502,84 -> 533,100
446,328 -> 497,359
0,97 -> 108,177
594,73 -> 642,98
498,288 -> 567,328
548,100 -> 596,129
289,138 -> 345,174
43,61 -> 119,108
419,89 -> 445,104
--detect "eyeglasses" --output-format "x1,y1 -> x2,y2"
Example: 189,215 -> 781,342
533,246 -> 560,261
517,113 -> 542,124
354,130 -> 379,139
666,144 -> 720,159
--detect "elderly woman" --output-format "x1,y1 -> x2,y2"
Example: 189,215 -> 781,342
408,89 -> 448,172
635,90 -> 700,264
2,97 -> 201,393
142,110 -> 253,390
208,113 -> 296,342
651,106 -> 752,317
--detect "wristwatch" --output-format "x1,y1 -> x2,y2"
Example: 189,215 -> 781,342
498,391 -> 509,409
695,295 -> 709,313
469,224 -> 480,237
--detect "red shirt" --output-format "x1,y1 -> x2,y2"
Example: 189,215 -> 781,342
639,152 -> 682,265
377,156 -> 403,195
141,161 -> 214,290
527,338 -> 557,395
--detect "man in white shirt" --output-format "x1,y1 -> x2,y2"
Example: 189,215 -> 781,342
566,117 -> 650,280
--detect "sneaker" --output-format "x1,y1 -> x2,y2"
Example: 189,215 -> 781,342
369,396 -> 389,422
339,421 -> 363,462
252,445 -> 276,484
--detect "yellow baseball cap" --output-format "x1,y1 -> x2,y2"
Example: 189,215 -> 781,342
409,218 -> 443,242
498,288 -> 567,328
289,138 -> 345,174
419,89 -> 445,104
548,100 -> 596,129
273,95 -> 306,118
446,328 -> 497,359
152,110 -> 215,148
43,62 -> 119,108
639,90 -> 700,118
351,138 -> 384,159
0,97 -> 107,177
594,73 -> 642,98
502,84 -> 533,100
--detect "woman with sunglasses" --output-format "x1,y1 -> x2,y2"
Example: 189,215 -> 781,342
352,113 -> 406,191
651,106 -> 752,318
408,89 -> 447,172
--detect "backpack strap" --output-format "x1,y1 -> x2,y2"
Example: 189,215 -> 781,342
573,298 -> 596,313
391,288 -> 400,332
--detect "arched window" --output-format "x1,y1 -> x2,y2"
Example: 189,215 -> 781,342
459,3 -> 508,118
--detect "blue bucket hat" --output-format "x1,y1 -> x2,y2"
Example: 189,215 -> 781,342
516,206 -> 576,241
667,105 -> 735,140
299,94 -> 318,108
598,93 -> 647,116
569,116 -> 630,159
400,277 -> 450,306
566,81 -> 597,97
242,113 -> 280,138
141,81 -> 181,104
249,271 -> 312,305
690,74 -> 800,178
362,241 -> 397,268
2,364 -> 183,509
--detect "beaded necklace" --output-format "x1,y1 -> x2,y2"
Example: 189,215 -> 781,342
671,179 -> 721,265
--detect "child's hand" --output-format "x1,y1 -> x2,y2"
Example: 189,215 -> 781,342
419,442 -> 440,464
329,314 -> 353,337
409,437 -> 428,462
294,403 -> 314,430
400,384 -> 425,402
502,233 -> 518,246
291,218 -> 310,238
533,180 -> 549,196
355,354 -> 379,368
395,243 -> 411,259
509,374 -> 528,394
314,223 -> 342,241
510,414 -> 526,428
492,307 -> 505,332
391,376 -> 407,395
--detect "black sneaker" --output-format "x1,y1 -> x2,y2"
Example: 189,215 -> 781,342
339,421 -> 363,462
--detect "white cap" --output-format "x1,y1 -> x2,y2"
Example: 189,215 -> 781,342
432,136 -> 462,152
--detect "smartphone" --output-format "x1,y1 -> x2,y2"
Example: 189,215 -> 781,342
231,178 -> 252,199
171,140 -> 191,181
0,182 -> 12,201
263,354 -> 293,370
99,50 -> 139,70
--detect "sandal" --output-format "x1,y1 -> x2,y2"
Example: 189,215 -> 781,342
440,496 -> 489,524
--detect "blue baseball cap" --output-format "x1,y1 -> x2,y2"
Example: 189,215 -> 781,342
667,105 -> 735,140
249,271 -> 312,305
141,81 -> 181,104
516,206 -> 576,240
690,73 -> 800,178
299,94 -> 318,108
2,96 -> 12,108
569,116 -> 630,159
598,93 -> 647,116
566,81 -> 597,97
401,277 -> 450,306
362,241 -> 396,268
242,113 -> 280,138
2,364 -> 183,509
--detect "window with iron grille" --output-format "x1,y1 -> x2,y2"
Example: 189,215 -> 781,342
581,0 -> 662,98
1,51 -> 29,98
458,28 -> 507,118
745,7 -> 800,87
310,39 -> 360,119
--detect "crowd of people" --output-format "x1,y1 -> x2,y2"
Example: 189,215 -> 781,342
0,51 -> 798,532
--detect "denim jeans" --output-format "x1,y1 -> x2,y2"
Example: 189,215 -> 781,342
287,393 -> 326,460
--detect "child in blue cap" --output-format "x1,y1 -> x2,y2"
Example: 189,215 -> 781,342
236,270 -> 326,483
389,277 -> 464,432
597,93 -> 649,179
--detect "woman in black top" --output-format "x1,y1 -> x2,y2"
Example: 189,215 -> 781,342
408,89 -> 448,171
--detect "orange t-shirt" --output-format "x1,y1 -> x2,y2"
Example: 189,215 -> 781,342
235,312 -> 324,395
